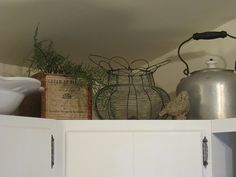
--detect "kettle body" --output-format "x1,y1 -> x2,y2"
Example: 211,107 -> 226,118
176,31 -> 236,119
177,68 -> 236,119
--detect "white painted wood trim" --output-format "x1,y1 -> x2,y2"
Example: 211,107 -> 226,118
212,118 -> 236,133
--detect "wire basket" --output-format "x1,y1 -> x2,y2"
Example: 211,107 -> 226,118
89,55 -> 170,120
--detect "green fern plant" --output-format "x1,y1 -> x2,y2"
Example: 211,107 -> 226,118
28,25 -> 107,91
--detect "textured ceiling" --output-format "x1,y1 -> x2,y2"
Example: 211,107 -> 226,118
0,0 -> 236,67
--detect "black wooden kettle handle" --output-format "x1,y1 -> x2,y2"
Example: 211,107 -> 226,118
192,31 -> 227,40
178,31 -> 236,75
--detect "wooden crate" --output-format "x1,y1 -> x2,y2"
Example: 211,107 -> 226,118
20,73 -> 92,120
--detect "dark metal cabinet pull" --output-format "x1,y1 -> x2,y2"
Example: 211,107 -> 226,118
202,136 -> 208,168
51,135 -> 55,168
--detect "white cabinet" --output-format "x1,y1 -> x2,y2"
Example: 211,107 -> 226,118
134,132 -> 203,177
0,116 -> 56,177
211,119 -> 236,177
62,120 -> 211,177
1,115 -> 236,177
66,132 -> 133,177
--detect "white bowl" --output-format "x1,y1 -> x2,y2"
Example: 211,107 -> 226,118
0,76 -> 42,115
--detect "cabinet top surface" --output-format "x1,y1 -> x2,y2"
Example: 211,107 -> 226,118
0,114 -> 236,133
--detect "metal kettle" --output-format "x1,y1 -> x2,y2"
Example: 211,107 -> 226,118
176,31 -> 236,120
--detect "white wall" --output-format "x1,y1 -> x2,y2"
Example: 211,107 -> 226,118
0,63 -> 28,77
2,18 -> 236,96
151,18 -> 236,95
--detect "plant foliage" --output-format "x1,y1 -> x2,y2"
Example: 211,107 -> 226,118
28,25 -> 107,91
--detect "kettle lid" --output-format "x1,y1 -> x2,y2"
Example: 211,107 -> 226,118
191,59 -> 233,75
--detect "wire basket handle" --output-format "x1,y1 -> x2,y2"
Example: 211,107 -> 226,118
89,54 -> 170,75
89,54 -> 113,70
178,31 -> 236,75
89,54 -> 133,71
146,59 -> 170,73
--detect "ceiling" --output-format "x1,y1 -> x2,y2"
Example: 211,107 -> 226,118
1,0 -> 236,67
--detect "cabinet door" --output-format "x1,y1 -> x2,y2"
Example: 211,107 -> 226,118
0,116 -> 56,177
65,131 -> 133,177
134,131 -> 204,177
63,121 -> 211,177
